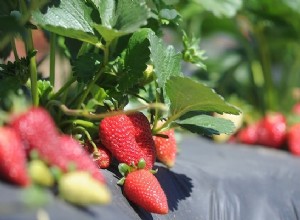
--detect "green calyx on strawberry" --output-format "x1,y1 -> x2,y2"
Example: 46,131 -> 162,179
99,112 -> 156,170
117,159 -> 168,215
28,159 -> 55,187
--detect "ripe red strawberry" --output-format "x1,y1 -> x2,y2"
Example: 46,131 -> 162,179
94,146 -> 112,169
10,107 -> 59,156
57,135 -> 106,183
123,169 -> 168,214
292,103 -> 300,115
256,112 -> 287,148
11,107 -> 105,183
84,140 -> 112,169
153,129 -> 177,168
236,123 -> 259,145
0,127 -> 30,186
287,123 -> 300,156
127,112 -> 156,168
99,112 -> 156,170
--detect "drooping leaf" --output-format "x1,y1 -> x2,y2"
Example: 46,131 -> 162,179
195,0 -> 242,17
175,114 -> 236,136
166,76 -> 240,118
93,0 -> 149,43
149,32 -> 182,88
73,53 -> 101,83
97,0 -> 115,28
113,0 -> 149,32
0,10 -> 25,50
32,0 -> 98,44
120,28 -> 152,90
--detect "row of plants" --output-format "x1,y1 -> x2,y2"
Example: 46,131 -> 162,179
175,0 -> 300,155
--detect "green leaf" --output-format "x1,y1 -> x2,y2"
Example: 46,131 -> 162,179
0,58 -> 30,84
0,77 -> 22,98
166,76 -> 240,117
73,53 -> 101,83
175,114 -> 236,136
162,0 -> 180,5
159,9 -> 180,21
93,0 -> 150,42
149,32 -> 182,88
93,24 -> 126,43
97,0 -> 115,27
32,0 -> 98,44
113,0 -> 149,32
120,28 -> 152,90
195,0 -> 242,17
86,85 -> 107,110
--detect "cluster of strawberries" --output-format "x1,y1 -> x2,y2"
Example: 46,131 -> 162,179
98,112 -> 177,214
0,106 -> 177,214
235,103 -> 300,155
0,107 -> 110,205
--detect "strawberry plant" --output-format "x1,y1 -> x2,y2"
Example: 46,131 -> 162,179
0,0 -> 241,214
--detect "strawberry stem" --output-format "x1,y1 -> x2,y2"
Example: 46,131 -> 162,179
152,82 -> 162,131
60,119 -> 97,130
10,38 -> 19,61
49,32 -> 56,87
75,41 -> 110,109
73,126 -> 99,158
20,0 -> 38,106
48,100 -> 167,120
50,76 -> 77,100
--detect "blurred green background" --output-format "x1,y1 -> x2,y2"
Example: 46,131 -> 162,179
172,0 -> 300,121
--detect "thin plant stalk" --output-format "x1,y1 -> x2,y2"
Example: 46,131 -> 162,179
11,39 -> 19,61
20,0 -> 38,106
50,32 -> 56,87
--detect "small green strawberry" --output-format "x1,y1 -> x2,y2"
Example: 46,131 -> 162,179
28,160 -> 54,187
58,171 -> 111,205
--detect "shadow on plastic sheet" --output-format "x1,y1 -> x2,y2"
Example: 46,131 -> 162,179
154,166 -> 193,212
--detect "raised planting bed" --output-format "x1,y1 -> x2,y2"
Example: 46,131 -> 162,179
1,135 -> 300,220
